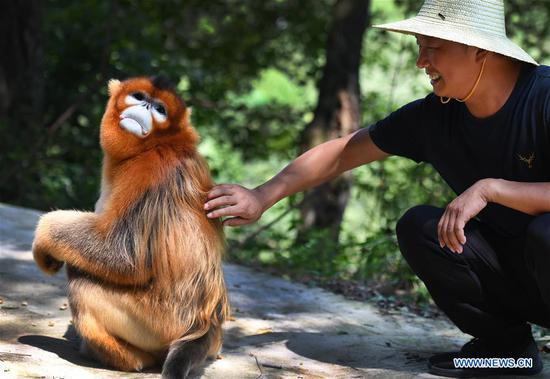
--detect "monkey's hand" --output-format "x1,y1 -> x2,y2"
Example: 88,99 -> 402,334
32,210 -> 87,275
33,246 -> 65,275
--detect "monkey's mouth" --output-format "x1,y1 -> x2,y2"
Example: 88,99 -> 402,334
120,118 -> 151,137
119,109 -> 153,138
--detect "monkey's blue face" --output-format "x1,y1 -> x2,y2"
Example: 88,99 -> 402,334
119,91 -> 168,138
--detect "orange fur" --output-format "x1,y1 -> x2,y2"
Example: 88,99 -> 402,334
32,77 -> 229,376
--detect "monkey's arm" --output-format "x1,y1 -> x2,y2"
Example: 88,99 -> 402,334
33,210 -> 151,286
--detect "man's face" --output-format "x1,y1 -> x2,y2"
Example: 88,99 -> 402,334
415,35 -> 480,99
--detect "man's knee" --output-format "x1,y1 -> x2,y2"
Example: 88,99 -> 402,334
396,205 -> 443,259
396,205 -> 442,243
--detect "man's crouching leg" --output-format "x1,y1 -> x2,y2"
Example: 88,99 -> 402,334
395,205 -> 543,378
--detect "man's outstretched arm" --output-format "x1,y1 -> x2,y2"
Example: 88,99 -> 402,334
204,128 -> 389,226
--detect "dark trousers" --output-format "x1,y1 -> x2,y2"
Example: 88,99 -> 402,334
396,205 -> 550,343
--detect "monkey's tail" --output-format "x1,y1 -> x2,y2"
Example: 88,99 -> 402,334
161,328 -> 216,379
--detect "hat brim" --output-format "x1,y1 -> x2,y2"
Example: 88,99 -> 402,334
373,16 -> 538,66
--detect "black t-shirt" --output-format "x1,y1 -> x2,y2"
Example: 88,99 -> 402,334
369,64 -> 550,238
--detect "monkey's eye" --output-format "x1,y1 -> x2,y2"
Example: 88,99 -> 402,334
131,92 -> 146,101
153,103 -> 166,116
151,100 -> 168,123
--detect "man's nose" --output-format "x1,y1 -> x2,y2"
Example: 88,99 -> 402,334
416,48 -> 429,69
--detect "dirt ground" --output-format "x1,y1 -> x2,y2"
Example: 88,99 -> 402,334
1,202 -> 549,378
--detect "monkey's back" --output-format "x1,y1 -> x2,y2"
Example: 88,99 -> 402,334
68,152 -> 227,355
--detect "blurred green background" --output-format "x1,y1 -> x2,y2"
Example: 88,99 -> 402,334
2,0 -> 549,307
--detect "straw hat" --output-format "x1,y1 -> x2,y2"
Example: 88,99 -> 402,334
373,0 -> 538,66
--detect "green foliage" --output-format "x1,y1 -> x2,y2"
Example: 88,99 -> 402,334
217,0 -> 550,301
1,0 -> 332,210
223,0 -> 455,293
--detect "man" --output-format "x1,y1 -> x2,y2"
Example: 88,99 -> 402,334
204,0 -> 550,377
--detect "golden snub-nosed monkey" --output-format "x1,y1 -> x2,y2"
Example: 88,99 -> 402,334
32,76 -> 229,379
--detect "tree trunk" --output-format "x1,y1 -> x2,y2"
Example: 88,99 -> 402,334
296,0 -> 370,248
0,1 -> 43,202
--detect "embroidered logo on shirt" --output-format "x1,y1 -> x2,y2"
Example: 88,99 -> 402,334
517,152 -> 535,168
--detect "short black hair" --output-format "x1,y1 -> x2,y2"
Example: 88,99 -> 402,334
150,75 -> 175,91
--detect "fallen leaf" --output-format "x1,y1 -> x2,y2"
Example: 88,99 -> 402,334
256,328 -> 273,335
1,305 -> 19,310
261,363 -> 282,369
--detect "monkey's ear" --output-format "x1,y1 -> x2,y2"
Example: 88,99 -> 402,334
108,79 -> 122,96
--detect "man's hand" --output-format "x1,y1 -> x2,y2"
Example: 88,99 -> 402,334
204,184 -> 266,227
438,179 -> 492,254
